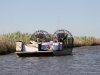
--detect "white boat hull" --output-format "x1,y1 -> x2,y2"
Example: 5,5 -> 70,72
15,41 -> 73,57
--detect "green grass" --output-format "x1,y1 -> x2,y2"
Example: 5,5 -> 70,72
0,31 -> 100,55
0,31 -> 31,55
74,36 -> 100,47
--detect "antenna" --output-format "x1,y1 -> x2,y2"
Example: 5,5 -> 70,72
57,8 -> 61,30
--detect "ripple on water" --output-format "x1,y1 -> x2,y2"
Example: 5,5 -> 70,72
0,46 -> 100,75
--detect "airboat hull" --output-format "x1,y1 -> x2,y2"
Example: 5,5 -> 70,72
15,41 -> 72,57
53,50 -> 72,56
15,50 -> 72,57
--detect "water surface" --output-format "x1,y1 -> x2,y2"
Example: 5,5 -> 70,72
0,46 -> 100,75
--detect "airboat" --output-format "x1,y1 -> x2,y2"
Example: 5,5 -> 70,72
15,29 -> 74,57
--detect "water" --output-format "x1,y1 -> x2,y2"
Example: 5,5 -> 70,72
0,46 -> 100,75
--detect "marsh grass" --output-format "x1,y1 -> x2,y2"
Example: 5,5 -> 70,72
0,32 -> 100,55
74,36 -> 100,47
0,31 -> 31,55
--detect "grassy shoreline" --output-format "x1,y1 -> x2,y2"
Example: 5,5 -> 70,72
0,31 -> 100,55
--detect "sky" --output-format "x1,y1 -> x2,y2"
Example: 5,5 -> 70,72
0,0 -> 100,37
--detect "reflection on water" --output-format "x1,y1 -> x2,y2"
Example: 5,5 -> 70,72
0,46 -> 100,75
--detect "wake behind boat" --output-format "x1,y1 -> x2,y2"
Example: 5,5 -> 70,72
15,29 -> 74,57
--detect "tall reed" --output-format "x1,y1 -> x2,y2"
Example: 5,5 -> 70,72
0,31 -> 31,54
0,32 -> 100,55
74,36 -> 100,47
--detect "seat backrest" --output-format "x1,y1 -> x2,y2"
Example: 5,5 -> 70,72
58,33 -> 65,38
36,34 -> 44,39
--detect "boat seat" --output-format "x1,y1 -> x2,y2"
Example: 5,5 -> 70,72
57,33 -> 65,38
36,34 -> 45,39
